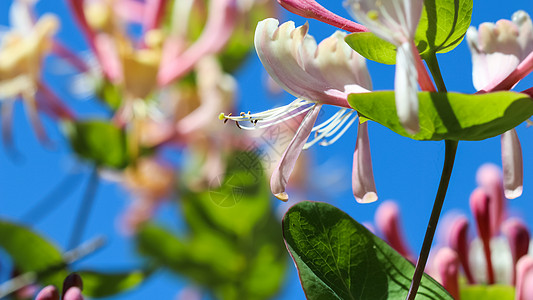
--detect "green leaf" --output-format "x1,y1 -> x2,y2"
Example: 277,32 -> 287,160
65,120 -> 130,169
460,285 -> 515,300
348,91 -> 533,141
77,270 -> 150,298
344,33 -> 397,65
416,0 -> 473,55
0,220 -> 67,287
344,0 -> 472,64
283,201 -> 452,300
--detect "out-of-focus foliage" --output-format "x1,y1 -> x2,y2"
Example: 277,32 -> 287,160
136,152 -> 287,300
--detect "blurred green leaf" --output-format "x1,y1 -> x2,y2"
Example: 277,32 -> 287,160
0,221 -> 67,287
66,120 -> 130,169
77,270 -> 150,298
348,91 -> 533,141
283,201 -> 453,300
345,0 -> 472,64
460,285 -> 514,300
137,151 -> 286,300
96,81 -> 122,111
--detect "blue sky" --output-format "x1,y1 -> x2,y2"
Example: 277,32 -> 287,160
1,0 -> 533,299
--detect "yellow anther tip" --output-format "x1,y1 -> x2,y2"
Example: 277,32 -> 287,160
218,113 -> 226,120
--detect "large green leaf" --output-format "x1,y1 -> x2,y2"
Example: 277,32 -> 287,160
65,120 -> 130,169
348,91 -> 533,141
136,151 -> 287,300
283,201 -> 452,300
345,0 -> 472,64
460,285 -> 515,300
77,270 -> 150,298
0,220 -> 67,287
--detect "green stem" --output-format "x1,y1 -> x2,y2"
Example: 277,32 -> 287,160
425,52 -> 447,93
406,53 -> 456,300
406,140 -> 458,300
67,165 -> 100,250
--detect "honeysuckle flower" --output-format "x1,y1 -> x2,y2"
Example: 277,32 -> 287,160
35,273 -> 84,300
222,19 -> 373,201
371,164 -> 532,297
0,0 -> 74,145
467,11 -> 533,199
345,0 -> 425,134
374,200 -> 414,261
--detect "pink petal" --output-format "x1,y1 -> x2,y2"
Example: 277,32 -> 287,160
374,201 -> 414,262
62,273 -> 83,300
158,0 -> 238,86
270,104 -> 321,201
352,121 -> 377,203
142,0 -> 168,32
502,218 -> 530,284
394,42 -> 419,134
114,0 -> 146,24
516,256 -> 533,300
447,215 -> 475,284
476,163 -> 506,236
277,0 -> 367,33
501,129 -> 523,199
93,34 -> 123,84
63,287 -> 83,300
35,285 -> 59,300
433,247 -> 460,299
470,187 -> 495,284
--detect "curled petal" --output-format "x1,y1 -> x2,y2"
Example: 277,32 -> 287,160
395,42 -> 419,134
501,129 -> 523,199
516,256 -> 533,300
352,121 -> 377,203
271,104 -> 321,201
468,11 -> 533,91
254,19 -> 371,108
93,34 -> 123,84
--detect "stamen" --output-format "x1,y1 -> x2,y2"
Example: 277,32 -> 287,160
304,109 -> 358,149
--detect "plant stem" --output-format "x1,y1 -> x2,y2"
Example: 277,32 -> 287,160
67,165 -> 100,250
425,52 -> 447,93
406,140 -> 458,300
407,52 -> 455,299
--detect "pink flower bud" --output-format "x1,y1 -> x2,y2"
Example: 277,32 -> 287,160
35,285 -> 59,300
516,256 -> 533,300
433,247 -> 460,300
447,216 -> 475,284
375,201 -> 414,262
502,218 -> 530,284
470,187 -> 495,284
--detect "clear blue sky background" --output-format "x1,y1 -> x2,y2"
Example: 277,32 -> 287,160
1,0 -> 533,299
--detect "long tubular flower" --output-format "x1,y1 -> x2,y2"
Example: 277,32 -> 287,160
467,12 -> 533,199
433,247 -> 460,299
223,19 -> 372,200
476,163 -> 506,235
277,0 -> 368,33
352,121 -> 377,203
516,256 -> 533,300
502,218 -> 530,284
470,187 -> 496,284
375,201 -> 414,261
501,129 -> 523,199
345,0 -> 424,133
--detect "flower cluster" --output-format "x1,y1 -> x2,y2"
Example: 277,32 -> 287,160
372,164 -> 533,299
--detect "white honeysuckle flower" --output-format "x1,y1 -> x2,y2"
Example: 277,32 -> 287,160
467,10 -> 533,91
345,0 -> 424,134
223,19 -> 373,201
467,11 -> 533,200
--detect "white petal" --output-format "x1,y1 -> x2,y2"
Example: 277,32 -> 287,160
352,121 -> 377,203
501,129 -> 523,199
395,42 -> 419,134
